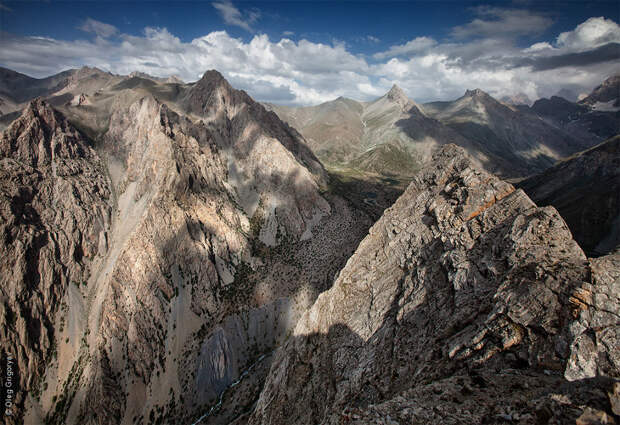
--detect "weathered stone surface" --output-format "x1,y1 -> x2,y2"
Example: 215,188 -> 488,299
0,99 -> 113,423
0,72 -> 373,424
250,145 -> 619,424
567,249 -> 620,381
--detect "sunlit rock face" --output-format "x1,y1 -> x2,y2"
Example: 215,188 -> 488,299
250,145 -> 619,425
0,99 -> 113,423
0,69 -> 372,425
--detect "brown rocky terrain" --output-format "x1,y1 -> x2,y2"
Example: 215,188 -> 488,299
519,135 -> 620,257
0,99 -> 113,423
0,66 -> 618,425
0,70 -> 373,424
250,145 -> 619,424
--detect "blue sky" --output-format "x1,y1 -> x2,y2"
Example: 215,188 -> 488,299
3,1 -> 617,52
1,1 -> 619,104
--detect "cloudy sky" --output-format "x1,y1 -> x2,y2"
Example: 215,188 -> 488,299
0,0 -> 618,105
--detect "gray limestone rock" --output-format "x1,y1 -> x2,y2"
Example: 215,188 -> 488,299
250,144 -> 619,425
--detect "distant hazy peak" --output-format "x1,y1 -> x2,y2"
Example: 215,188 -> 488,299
74,65 -> 110,77
166,75 -> 184,84
601,74 -> 620,86
464,88 -> 491,99
579,74 -> 620,106
500,92 -> 533,106
382,83 -> 428,116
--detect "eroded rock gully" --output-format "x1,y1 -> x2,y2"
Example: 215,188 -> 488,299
0,87 -> 371,425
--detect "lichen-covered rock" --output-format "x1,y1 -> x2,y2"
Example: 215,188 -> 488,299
250,144 -> 619,424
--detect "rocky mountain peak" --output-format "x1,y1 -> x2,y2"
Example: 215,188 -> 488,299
23,97 -> 60,124
1,98 -> 90,167
464,88 -> 492,99
73,65 -> 110,79
0,98 -> 113,423
197,69 -> 230,89
386,83 -> 408,103
181,69 -> 248,117
579,74 -> 620,107
166,74 -> 183,84
500,92 -> 532,106
383,83 -> 427,116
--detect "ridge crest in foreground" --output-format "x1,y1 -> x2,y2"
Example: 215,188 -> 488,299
250,144 -> 619,425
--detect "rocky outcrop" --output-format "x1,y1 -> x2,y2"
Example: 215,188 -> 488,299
0,99 -> 113,422
0,71 -> 373,424
250,145 -> 619,424
182,70 -> 326,183
519,136 -> 620,257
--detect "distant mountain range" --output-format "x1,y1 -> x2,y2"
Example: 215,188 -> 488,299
2,67 -> 617,181
265,84 -> 480,177
266,75 -> 619,179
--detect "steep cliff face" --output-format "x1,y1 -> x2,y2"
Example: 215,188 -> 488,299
250,145 -> 619,424
1,69 -> 372,424
519,136 -> 620,257
0,99 -> 113,423
182,70 -> 326,181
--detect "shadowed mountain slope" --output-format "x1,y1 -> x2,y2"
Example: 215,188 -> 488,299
423,89 -> 597,177
519,135 -> 620,257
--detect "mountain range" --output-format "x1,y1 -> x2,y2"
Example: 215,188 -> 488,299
267,76 -> 619,180
0,66 -> 618,425
0,67 -> 373,424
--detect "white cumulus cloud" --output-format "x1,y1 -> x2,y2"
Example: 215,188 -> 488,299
0,11 -> 618,106
373,37 -> 437,59
556,17 -> 620,51
79,18 -> 119,38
